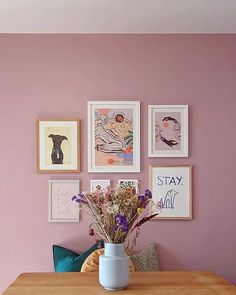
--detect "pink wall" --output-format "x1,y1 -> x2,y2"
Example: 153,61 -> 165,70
0,34 -> 236,292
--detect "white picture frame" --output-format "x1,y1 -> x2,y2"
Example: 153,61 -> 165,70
118,179 -> 139,191
149,165 -> 192,220
48,180 -> 80,222
148,105 -> 188,157
88,101 -> 140,172
90,179 -> 111,192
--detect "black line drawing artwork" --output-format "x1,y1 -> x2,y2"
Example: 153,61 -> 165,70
119,181 -> 136,189
160,189 -> 178,209
155,116 -> 181,148
95,123 -> 124,153
48,134 -> 68,164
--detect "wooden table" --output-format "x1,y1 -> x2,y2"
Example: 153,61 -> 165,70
3,271 -> 236,295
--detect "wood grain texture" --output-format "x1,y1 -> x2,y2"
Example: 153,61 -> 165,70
3,271 -> 236,295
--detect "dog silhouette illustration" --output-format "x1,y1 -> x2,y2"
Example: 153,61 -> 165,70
160,189 -> 178,209
48,134 -> 68,164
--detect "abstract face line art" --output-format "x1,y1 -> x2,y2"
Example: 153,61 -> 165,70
155,116 -> 181,148
148,105 -> 188,158
48,134 -> 68,164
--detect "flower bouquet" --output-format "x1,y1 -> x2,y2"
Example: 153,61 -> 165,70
72,186 -> 158,247
72,186 -> 159,290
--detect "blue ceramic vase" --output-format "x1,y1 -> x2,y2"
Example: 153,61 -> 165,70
99,243 -> 130,290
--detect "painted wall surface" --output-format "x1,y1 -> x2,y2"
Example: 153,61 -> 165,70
0,34 -> 235,292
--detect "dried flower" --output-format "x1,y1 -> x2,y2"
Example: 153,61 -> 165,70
138,194 -> 145,201
106,203 -> 119,214
89,228 -> 95,236
71,187 -> 159,245
137,208 -> 143,214
144,189 -> 152,199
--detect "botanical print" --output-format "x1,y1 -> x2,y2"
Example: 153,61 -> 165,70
90,180 -> 111,192
118,179 -> 139,191
155,111 -> 181,151
95,108 -> 134,167
50,181 -> 79,221
45,127 -> 71,165
150,166 -> 192,219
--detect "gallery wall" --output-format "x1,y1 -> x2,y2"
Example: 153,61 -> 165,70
0,34 -> 235,292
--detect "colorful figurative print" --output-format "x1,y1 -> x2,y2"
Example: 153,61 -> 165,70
45,127 -> 71,165
155,112 -> 181,151
150,166 -> 192,219
95,108 -> 134,166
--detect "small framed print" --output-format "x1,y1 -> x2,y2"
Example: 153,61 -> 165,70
90,179 -> 111,192
118,179 -> 139,191
148,105 -> 188,157
88,101 -> 140,173
150,165 -> 192,220
37,119 -> 80,173
48,180 -> 80,222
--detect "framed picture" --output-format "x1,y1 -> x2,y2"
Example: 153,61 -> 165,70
148,105 -> 188,157
149,165 -> 192,219
48,180 -> 80,222
37,119 -> 80,172
90,179 -> 111,192
118,179 -> 139,191
88,101 -> 140,172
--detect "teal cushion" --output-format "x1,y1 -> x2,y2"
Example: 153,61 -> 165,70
52,242 -> 101,272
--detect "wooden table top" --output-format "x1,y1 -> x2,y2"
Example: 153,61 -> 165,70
3,271 -> 236,295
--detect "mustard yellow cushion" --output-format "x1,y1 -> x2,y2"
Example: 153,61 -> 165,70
81,248 -> 135,272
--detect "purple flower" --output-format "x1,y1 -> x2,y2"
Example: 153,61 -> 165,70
115,214 -> 127,225
75,198 -> 82,203
145,189 -> 152,199
72,195 -> 77,201
71,193 -> 88,205
120,223 -> 128,232
115,214 -> 128,232
138,194 -> 145,201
